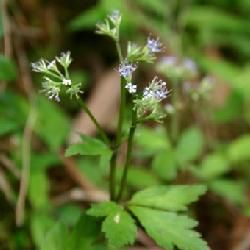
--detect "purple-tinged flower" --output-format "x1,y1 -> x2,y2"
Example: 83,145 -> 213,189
147,37 -> 162,53
143,77 -> 169,101
109,10 -> 121,24
118,60 -> 137,78
125,82 -> 137,94
183,58 -> 197,73
160,56 -> 178,67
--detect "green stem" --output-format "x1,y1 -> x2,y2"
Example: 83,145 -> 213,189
171,79 -> 179,145
78,99 -> 110,146
116,109 -> 137,201
109,40 -> 125,201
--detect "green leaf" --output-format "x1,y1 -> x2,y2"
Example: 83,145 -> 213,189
67,213 -> 100,250
41,222 -> 68,250
135,126 -> 170,154
152,149 -> 178,180
126,167 -> 159,189
35,96 -> 70,151
0,54 -> 17,81
197,153 -> 230,180
87,202 -> 119,217
182,6 -> 249,32
227,135 -> 250,162
129,206 -> 209,250
65,135 -> 111,157
69,6 -> 106,31
135,0 -> 167,17
176,127 -> 204,165
88,202 -> 137,248
102,209 -> 137,248
129,185 -> 207,211
210,179 -> 247,205
30,213 -> 55,249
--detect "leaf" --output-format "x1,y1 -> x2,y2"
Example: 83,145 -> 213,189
88,202 -> 137,248
210,179 -> 247,205
182,6 -> 249,32
67,213 -> 100,250
152,149 -> 178,180
126,167 -> 159,189
129,206 -> 209,250
135,126 -> 170,154
102,209 -> 137,248
227,135 -> 250,162
197,153 -> 230,180
176,127 -> 203,165
129,185 -> 207,211
69,6 -> 106,31
65,135 -> 110,157
41,222 -> 68,250
30,213 -> 55,249
0,54 -> 17,81
35,96 -> 70,151
87,202 -> 119,217
135,0 -> 167,17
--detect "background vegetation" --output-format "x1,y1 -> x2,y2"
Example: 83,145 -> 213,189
1,0 -> 250,249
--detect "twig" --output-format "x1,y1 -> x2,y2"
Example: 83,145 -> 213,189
16,105 -> 36,226
52,188 -> 109,206
59,151 -> 97,191
1,0 -> 12,57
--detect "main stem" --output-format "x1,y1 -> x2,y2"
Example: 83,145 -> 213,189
171,79 -> 179,145
116,109 -> 137,201
109,39 -> 125,201
78,99 -> 110,146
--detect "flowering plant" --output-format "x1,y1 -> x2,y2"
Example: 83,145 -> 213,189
32,10 -> 209,250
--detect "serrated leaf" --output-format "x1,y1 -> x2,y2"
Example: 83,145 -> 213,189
88,202 -> 137,248
87,202 -> 119,217
0,54 -> 17,81
129,185 -> 207,211
176,127 -> 203,165
102,209 -> 137,248
227,135 -> 250,162
152,149 -> 178,180
65,135 -> 110,157
129,206 -> 209,250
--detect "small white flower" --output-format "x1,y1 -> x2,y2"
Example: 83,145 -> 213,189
143,77 -> 169,101
47,60 -> 57,71
109,10 -> 121,24
125,82 -> 137,94
183,58 -> 197,74
118,60 -> 137,78
62,78 -> 72,85
31,59 -> 48,72
56,51 -> 72,68
147,37 -> 162,53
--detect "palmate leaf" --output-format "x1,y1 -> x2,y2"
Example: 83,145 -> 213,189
129,206 -> 210,250
87,202 -> 137,248
128,185 -> 207,211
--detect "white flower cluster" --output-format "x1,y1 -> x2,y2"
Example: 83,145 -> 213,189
143,77 -> 169,101
147,37 -> 162,53
157,56 -> 198,79
32,52 -> 83,101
